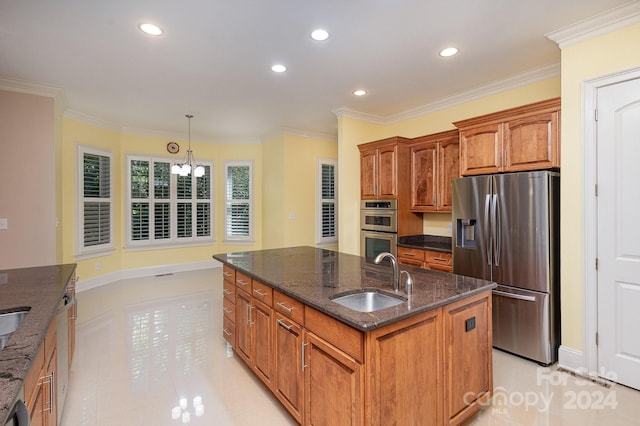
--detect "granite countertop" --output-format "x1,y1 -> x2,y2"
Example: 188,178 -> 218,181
397,234 -> 453,253
213,246 -> 494,332
0,264 -> 76,424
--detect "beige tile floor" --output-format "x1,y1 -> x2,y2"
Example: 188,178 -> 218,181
61,269 -> 640,425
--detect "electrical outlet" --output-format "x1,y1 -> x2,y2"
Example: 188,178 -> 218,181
447,222 -> 452,233
0,218 -> 7,230
95,262 -> 101,271
0,273 -> 7,284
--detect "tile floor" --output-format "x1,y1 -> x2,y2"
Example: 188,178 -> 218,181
61,269 -> 640,425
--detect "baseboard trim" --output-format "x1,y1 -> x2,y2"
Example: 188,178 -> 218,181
76,259 -> 223,292
558,345 -> 585,373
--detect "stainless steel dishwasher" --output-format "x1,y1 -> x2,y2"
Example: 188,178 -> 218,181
56,292 -> 74,424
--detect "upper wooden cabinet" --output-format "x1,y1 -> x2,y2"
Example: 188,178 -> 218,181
358,136 -> 411,200
454,98 -> 561,176
409,130 -> 459,212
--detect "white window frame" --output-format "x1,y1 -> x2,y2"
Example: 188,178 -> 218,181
224,161 -> 254,243
125,155 -> 214,249
316,158 -> 338,246
76,144 -> 114,258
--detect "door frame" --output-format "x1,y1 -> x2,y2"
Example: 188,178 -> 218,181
582,65 -> 640,375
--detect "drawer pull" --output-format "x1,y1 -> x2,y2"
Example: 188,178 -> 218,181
404,253 -> 416,257
223,289 -> 232,295
253,288 -> 268,297
223,271 -> 233,277
223,328 -> 232,336
433,257 -> 448,262
277,318 -> 293,331
223,307 -> 233,315
276,302 -> 293,312
237,279 -> 249,286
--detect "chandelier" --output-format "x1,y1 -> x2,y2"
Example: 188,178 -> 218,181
171,114 -> 205,177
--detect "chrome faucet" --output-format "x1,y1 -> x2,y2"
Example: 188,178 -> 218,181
374,252 -> 400,292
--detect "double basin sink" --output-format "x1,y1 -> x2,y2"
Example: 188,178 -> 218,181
330,290 -> 405,313
0,308 -> 30,351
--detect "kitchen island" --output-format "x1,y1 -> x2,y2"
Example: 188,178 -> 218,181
213,246 -> 496,425
0,264 -> 76,425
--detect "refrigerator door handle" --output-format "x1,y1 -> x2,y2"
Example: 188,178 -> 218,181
493,289 -> 537,302
484,194 -> 492,266
492,194 -> 500,266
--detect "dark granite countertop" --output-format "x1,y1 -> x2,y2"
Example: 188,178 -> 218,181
397,234 -> 452,253
213,246 -> 494,332
0,264 -> 76,424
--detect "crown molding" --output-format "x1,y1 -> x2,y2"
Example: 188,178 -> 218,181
332,62 -> 560,126
64,109 -> 122,132
279,127 -> 338,143
546,1 -> 640,48
0,75 -> 67,107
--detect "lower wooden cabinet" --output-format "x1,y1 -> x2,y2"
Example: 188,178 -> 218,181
26,319 -> 57,426
222,265 -> 492,425
398,246 -> 452,272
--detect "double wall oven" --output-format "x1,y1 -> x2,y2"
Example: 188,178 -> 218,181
360,200 -> 397,261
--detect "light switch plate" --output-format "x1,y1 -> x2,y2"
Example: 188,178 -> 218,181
0,273 -> 7,284
0,218 -> 7,230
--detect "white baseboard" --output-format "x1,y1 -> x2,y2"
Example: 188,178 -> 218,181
558,345 -> 585,373
76,259 -> 223,292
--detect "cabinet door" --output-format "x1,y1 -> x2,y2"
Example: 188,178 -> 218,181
377,145 -> 397,199
438,139 -> 460,211
274,313 -> 304,423
44,347 -> 57,426
410,142 -> 437,211
459,123 -> 503,176
252,299 -> 273,389
444,292 -> 492,425
360,148 -> 378,199
304,332 -> 362,426
235,291 -> 252,364
367,309 -> 442,425
504,111 -> 559,172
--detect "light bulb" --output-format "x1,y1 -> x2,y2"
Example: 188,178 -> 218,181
194,166 -> 205,177
171,164 -> 182,174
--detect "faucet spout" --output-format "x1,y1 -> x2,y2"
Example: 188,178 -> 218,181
374,251 -> 400,292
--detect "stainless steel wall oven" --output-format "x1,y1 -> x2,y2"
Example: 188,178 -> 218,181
360,200 -> 398,261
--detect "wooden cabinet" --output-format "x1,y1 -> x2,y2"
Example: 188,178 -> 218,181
251,280 -> 274,388
358,136 -> 413,200
398,246 -> 452,272
443,292 -> 492,425
455,98 -> 560,176
366,308 -> 442,426
235,289 -> 252,363
410,130 -> 459,212
26,320 -> 57,426
67,275 -> 77,369
222,265 -> 236,347
274,311 -> 304,424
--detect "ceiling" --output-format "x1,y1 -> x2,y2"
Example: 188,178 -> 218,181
0,0 -> 633,142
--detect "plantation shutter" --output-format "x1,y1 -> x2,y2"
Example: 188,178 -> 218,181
83,152 -> 111,247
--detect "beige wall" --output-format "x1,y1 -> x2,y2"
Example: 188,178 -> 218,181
0,90 -> 57,269
558,22 -> 640,352
337,78 -> 561,255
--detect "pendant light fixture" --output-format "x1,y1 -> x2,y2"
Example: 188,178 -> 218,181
171,114 -> 205,177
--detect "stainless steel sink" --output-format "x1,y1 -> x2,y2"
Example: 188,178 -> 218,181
331,290 -> 405,312
0,309 -> 30,351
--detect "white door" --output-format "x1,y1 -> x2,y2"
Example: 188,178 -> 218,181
597,77 -> 640,390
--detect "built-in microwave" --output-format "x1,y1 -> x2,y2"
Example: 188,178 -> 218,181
360,200 -> 397,233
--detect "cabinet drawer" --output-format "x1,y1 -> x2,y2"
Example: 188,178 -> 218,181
274,290 -> 304,325
305,306 -> 363,363
24,343 -> 45,406
252,279 -> 273,307
398,257 -> 425,268
236,271 -> 252,294
223,264 -> 236,283
425,251 -> 452,265
397,246 -> 426,261
223,315 -> 235,346
223,280 -> 236,302
223,296 -> 235,321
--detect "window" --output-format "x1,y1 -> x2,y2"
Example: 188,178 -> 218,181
224,161 -> 253,242
127,155 -> 213,248
317,159 -> 337,246
77,145 -> 113,256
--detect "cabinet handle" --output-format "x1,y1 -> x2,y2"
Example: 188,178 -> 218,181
245,304 -> 254,326
433,257 -> 448,262
276,318 -> 293,331
223,288 -> 232,295
276,302 -> 294,312
223,271 -> 233,277
223,328 -> 232,337
404,252 -> 415,257
223,307 -> 232,315
40,371 -> 55,413
302,342 -> 308,371
237,279 -> 249,287
253,288 -> 268,297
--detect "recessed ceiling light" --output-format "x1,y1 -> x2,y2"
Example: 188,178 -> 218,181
439,47 -> 459,57
139,23 -> 163,36
311,29 -> 329,41
353,89 -> 367,96
272,64 -> 287,73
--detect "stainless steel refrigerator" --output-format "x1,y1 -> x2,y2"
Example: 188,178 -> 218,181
452,171 -> 560,365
